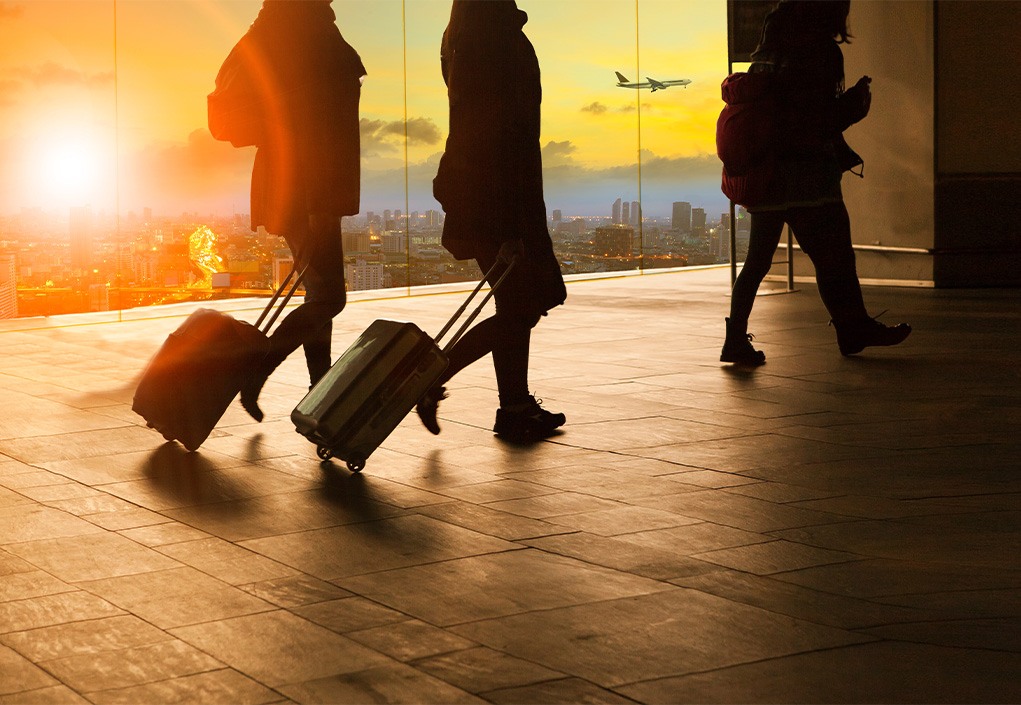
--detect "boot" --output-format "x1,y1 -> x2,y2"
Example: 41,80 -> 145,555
239,353 -> 281,422
831,313 -> 911,356
720,317 -> 766,366
415,386 -> 448,435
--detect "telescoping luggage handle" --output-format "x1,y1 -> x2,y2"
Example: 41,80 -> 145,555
253,265 -> 309,335
434,258 -> 517,354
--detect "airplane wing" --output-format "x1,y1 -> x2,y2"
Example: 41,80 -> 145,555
615,72 -> 689,90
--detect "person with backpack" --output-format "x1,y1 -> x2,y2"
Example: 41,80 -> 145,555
414,0 -> 568,443
223,0 -> 365,421
720,0 -> 910,365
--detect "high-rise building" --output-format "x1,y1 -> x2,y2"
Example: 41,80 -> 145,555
0,255 -> 16,319
671,202 -> 691,233
630,201 -> 641,226
342,231 -> 372,253
691,207 -> 707,231
69,206 -> 92,272
345,259 -> 390,291
88,283 -> 109,312
551,209 -> 562,224
611,198 -> 622,224
592,225 -> 634,258
621,201 -> 630,225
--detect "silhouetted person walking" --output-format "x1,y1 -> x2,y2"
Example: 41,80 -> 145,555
416,0 -> 567,443
236,0 -> 365,421
721,0 -> 910,365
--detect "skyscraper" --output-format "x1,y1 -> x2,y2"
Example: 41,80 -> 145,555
612,197 -> 622,224
69,206 -> 92,273
0,255 -> 16,319
691,207 -> 706,230
630,201 -> 641,226
671,201 -> 691,233
621,201 -> 630,225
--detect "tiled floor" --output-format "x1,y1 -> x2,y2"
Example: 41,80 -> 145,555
0,267 -> 1018,704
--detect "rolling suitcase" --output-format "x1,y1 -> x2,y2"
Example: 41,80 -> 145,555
291,261 -> 515,472
132,267 -> 305,451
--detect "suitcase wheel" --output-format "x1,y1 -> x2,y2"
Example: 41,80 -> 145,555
316,445 -> 334,461
345,455 -> 365,473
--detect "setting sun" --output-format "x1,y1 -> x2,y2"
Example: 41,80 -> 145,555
30,130 -> 116,210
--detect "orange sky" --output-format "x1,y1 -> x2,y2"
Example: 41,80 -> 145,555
0,0 -> 730,219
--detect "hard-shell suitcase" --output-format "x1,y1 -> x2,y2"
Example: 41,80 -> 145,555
291,261 -> 515,472
132,267 -> 305,451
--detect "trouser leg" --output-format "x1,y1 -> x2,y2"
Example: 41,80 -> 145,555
267,216 -> 346,379
435,252 -> 541,408
787,202 -> 868,322
729,210 -> 785,324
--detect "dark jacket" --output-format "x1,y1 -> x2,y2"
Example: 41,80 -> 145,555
433,1 -> 548,260
752,2 -> 865,161
244,1 -> 365,235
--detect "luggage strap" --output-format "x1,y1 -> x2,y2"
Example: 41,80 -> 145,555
434,259 -> 517,353
253,265 -> 309,335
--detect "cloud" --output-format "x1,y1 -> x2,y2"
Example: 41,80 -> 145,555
617,102 -> 653,113
582,101 -> 655,115
541,140 -> 577,167
16,62 -> 114,88
120,129 -> 253,214
0,3 -> 23,20
360,116 -> 442,157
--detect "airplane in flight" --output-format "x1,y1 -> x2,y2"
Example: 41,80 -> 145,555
615,71 -> 691,91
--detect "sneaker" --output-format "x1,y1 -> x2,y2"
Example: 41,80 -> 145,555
833,313 -> 911,356
494,396 -> 565,442
720,333 -> 766,366
415,386 -> 447,435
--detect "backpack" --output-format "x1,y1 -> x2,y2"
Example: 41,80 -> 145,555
716,70 -> 779,208
208,36 -> 263,148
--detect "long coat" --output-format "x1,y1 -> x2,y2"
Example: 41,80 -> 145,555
242,1 -> 365,237
433,1 -> 564,314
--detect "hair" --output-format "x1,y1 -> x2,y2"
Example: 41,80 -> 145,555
778,0 -> 853,43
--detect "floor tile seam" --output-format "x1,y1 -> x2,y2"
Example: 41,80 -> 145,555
475,676 -> 644,703
413,505 -> 580,541
484,543 -> 704,595
689,535 -> 866,562
402,641 -> 571,690
322,544 -> 533,585
669,572 -> 939,623
77,667 -> 288,703
32,643 -> 230,695
0,597 -> 130,638
778,499 -> 965,522
760,571 -> 1012,603
0,613 -> 178,662
74,564 -> 287,611
436,583 -> 686,633
343,629 -> 482,667
609,637 -> 887,691
49,583 -> 276,638
852,630 -> 1021,656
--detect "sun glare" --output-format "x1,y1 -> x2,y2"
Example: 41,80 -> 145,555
29,131 -> 115,209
